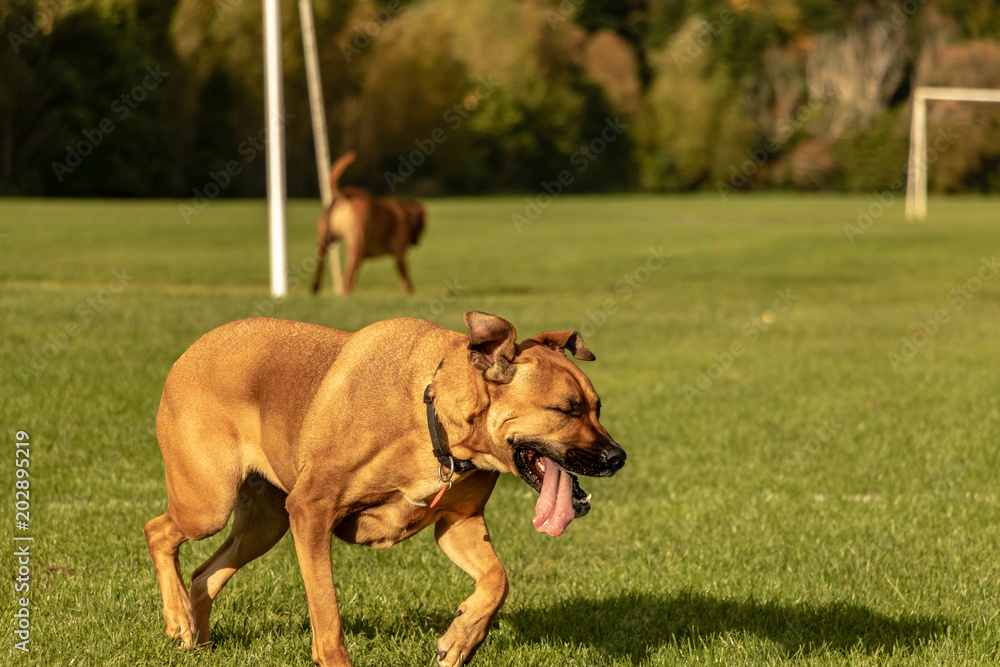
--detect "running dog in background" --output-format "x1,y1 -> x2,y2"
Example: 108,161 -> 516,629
311,151 -> 426,295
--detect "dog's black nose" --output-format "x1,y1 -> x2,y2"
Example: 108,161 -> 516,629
602,444 -> 626,472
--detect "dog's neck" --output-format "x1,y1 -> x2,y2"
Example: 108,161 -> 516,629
425,351 -> 494,464
423,382 -> 476,473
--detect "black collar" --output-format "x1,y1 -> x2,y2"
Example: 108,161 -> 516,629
423,369 -> 476,474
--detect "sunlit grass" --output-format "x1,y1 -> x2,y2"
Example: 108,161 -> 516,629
2,194 -> 999,665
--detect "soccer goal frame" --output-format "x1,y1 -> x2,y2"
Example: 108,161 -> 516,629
905,86 -> 1000,221
264,0 -> 342,298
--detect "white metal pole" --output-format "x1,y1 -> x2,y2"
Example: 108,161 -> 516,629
905,90 -> 924,221
300,0 -> 331,206
264,0 -> 288,298
914,93 -> 927,221
298,0 -> 343,294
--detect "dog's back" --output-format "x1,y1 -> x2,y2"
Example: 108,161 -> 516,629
349,193 -> 425,258
156,318 -> 351,491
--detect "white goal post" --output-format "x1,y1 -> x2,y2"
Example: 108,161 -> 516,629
264,0 -> 341,297
263,0 -> 287,298
905,86 -> 1000,221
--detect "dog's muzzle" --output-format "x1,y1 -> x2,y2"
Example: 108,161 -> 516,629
511,438 -> 627,537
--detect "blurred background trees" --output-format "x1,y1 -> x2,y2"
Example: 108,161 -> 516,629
2,0 -> 999,197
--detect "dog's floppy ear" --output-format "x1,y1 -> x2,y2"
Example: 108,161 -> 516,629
524,330 -> 596,361
464,311 -> 517,383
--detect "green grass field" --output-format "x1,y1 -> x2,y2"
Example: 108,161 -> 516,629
2,194 -> 1000,666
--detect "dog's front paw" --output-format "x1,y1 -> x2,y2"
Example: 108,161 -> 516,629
164,612 -> 197,649
435,639 -> 471,667
435,609 -> 488,667
435,645 -> 461,667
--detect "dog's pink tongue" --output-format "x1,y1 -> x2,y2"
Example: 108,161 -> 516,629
532,456 -> 575,537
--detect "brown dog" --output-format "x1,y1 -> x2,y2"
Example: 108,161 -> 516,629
144,312 -> 626,666
311,151 -> 426,295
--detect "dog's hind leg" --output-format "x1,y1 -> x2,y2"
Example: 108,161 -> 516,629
144,512 -> 198,647
342,243 -> 364,295
146,478 -> 237,648
339,199 -> 368,295
311,214 -> 330,294
189,474 -> 290,646
146,405 -> 249,648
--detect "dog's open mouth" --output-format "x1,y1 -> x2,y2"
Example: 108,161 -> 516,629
515,447 -> 592,537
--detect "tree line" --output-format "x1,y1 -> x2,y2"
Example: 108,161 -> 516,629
2,0 -> 998,198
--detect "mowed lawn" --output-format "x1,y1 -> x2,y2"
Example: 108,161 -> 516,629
2,194 -> 1000,666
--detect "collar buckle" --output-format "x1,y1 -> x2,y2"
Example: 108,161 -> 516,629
424,365 -> 476,486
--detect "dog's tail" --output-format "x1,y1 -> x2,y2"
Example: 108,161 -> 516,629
329,151 -> 356,200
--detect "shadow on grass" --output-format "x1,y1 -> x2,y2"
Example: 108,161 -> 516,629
208,616 -> 311,651
210,608 -> 441,651
508,590 -> 948,661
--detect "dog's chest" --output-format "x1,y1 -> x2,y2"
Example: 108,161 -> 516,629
333,496 -> 433,549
